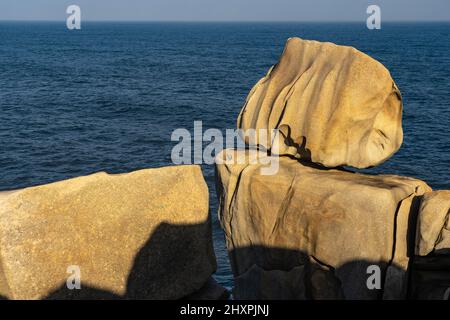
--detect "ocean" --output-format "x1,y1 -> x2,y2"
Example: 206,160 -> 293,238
1,22 -> 450,290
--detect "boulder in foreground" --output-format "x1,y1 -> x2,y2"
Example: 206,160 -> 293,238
0,165 -> 217,300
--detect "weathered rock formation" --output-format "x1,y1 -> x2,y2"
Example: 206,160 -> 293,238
237,37 -> 403,169
415,191 -> 450,256
0,165 -> 219,300
410,191 -> 450,300
216,149 -> 431,299
216,37 -> 450,300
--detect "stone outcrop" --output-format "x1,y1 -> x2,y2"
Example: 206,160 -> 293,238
415,191 -> 450,256
411,191 -> 450,300
0,165 -> 218,300
237,37 -> 403,169
216,149 -> 431,300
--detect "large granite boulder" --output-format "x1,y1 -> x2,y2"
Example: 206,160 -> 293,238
0,165 -> 217,300
237,37 -> 403,169
215,149 -> 431,299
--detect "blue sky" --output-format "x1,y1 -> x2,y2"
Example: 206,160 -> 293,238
1,0 -> 450,22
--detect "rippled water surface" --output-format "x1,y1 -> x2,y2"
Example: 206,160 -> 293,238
1,22 -> 450,289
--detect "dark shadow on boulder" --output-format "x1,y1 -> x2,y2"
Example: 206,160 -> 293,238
8,221 -> 222,300
409,255 -> 450,300
44,286 -> 121,300
229,245 -> 405,300
125,221 -> 216,299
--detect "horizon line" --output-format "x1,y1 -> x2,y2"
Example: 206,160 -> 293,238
1,19 -> 450,23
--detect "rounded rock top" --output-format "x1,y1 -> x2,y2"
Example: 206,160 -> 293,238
238,37 -> 403,169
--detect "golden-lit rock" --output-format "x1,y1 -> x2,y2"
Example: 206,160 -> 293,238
216,149 -> 430,299
0,165 -> 216,300
237,37 -> 403,168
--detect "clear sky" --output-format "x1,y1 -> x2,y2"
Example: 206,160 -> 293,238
1,0 -> 449,22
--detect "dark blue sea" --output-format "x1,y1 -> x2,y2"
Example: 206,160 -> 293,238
1,22 -> 450,290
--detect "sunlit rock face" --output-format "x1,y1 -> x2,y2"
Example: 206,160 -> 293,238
0,165 -> 217,300
237,37 -> 403,169
215,149 -> 430,300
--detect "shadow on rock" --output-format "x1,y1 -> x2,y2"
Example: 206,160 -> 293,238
230,245 -> 405,300
38,221 -> 220,300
